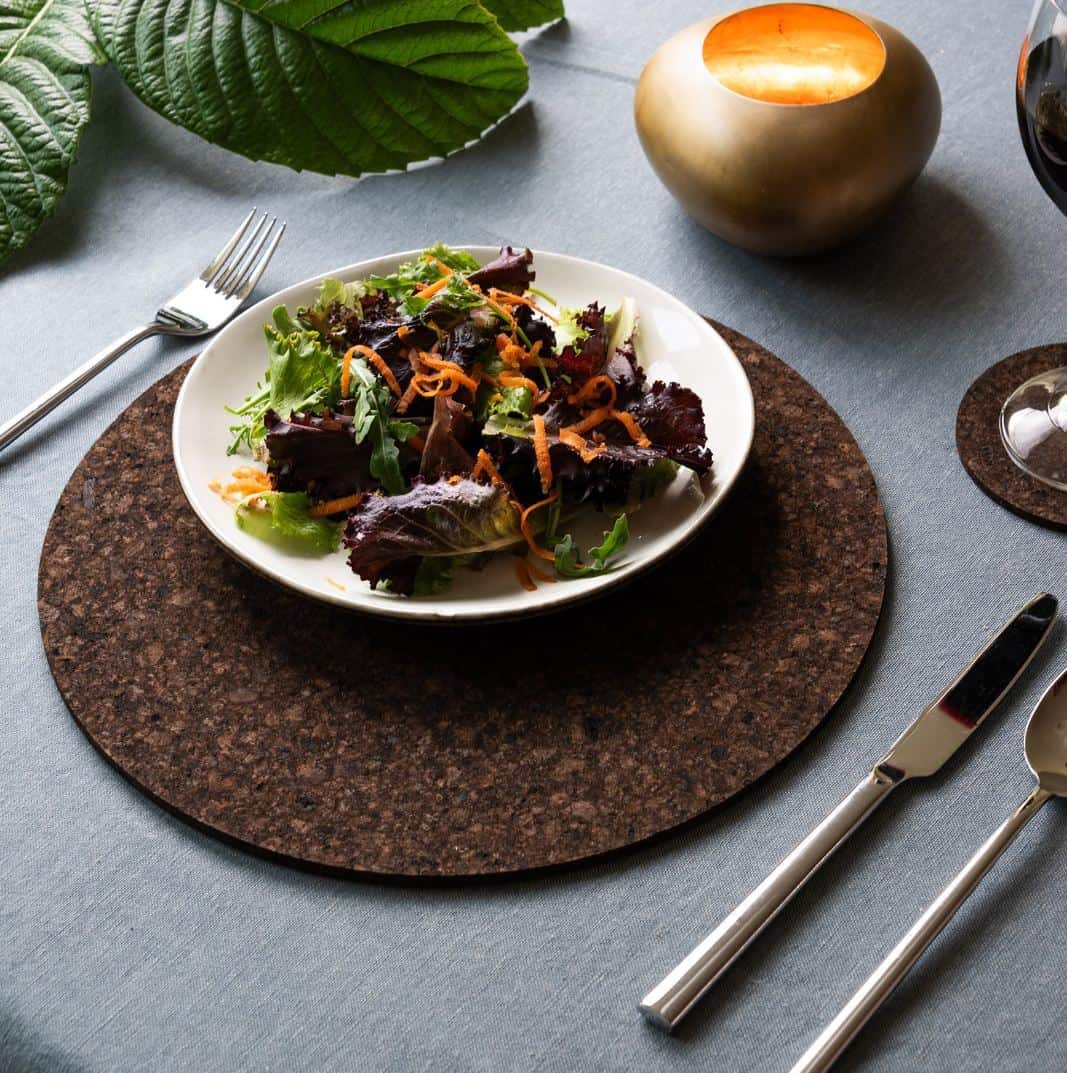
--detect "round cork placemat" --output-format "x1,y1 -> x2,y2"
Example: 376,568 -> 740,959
956,345 -> 1067,530
38,324 -> 887,879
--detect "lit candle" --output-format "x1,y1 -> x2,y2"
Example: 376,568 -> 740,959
634,3 -> 941,255
702,4 -> 886,105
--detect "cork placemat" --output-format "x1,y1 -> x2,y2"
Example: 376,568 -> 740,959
957,345 -> 1067,530
38,324 -> 887,879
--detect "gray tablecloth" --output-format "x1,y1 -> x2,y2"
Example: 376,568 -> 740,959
3,2 -> 1065,1070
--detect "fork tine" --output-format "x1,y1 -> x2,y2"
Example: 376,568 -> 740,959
228,218 -> 283,299
200,208 -> 257,284
235,222 -> 285,301
214,212 -> 270,294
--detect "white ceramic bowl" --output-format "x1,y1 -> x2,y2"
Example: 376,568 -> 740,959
172,247 -> 755,622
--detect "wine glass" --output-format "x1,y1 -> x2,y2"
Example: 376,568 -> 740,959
1006,0 -> 1067,490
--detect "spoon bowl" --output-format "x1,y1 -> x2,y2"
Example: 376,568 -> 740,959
1025,668 -> 1067,795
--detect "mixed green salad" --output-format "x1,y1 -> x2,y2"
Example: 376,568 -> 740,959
218,244 -> 712,596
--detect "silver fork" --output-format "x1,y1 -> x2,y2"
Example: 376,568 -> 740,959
0,209 -> 285,454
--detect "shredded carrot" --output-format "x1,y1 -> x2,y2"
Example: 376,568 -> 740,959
514,559 -> 537,592
412,371 -> 460,398
212,465 -> 272,503
520,492 -> 558,562
611,408 -> 651,447
497,373 -> 541,395
526,559 -> 557,584
532,414 -> 553,494
406,434 -> 426,453
397,325 -> 411,341
563,405 -> 614,437
489,289 -> 559,324
414,275 -> 450,300
340,346 -> 355,397
472,448 -> 504,486
354,344 -> 401,396
308,493 -> 364,518
425,256 -> 454,276
395,378 -> 420,414
559,428 -> 607,464
418,353 -> 479,394
567,375 -> 617,409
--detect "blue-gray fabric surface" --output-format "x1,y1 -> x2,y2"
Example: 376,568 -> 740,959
2,2 -> 1065,1070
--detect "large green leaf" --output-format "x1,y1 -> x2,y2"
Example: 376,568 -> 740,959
481,0 -> 562,32
0,0 -> 101,262
93,0 -> 530,176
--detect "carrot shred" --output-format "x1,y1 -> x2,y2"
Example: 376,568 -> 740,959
406,434 -> 426,453
514,558 -> 537,592
611,408 -> 651,447
526,559 -> 557,583
418,353 -> 479,394
395,378 -> 420,414
532,414 -> 553,494
520,492 -> 558,562
414,275 -> 450,300
425,256 -> 454,276
562,405 -> 614,437
354,344 -> 401,396
558,428 -> 607,463
397,325 -> 411,341
308,493 -> 363,518
497,373 -> 541,395
567,375 -> 617,409
340,346 -> 355,397
489,289 -> 559,324
472,448 -> 505,486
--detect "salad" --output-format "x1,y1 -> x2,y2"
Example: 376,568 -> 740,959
218,244 -> 712,596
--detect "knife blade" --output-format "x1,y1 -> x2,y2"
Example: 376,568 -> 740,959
639,592 -> 1058,1033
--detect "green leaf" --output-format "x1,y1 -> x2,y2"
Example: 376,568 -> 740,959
92,0 -> 530,177
482,0 -> 563,32
226,308 -> 340,453
413,555 -> 454,596
0,0 -> 102,263
235,491 -> 341,554
553,514 -> 629,578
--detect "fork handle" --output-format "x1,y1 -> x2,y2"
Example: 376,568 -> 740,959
640,767 -> 899,1031
0,325 -> 160,453
790,783 -> 1052,1073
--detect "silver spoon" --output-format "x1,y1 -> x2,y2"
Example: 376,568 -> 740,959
791,666 -> 1067,1073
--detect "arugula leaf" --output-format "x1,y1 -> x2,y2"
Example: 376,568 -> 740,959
235,492 -> 341,555
413,556 -> 455,596
553,514 -> 630,578
344,357 -> 408,495
227,308 -> 339,454
92,0 -> 529,178
0,0 -> 103,264
482,0 -> 564,31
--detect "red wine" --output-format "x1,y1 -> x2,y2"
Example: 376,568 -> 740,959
1019,36 -> 1067,212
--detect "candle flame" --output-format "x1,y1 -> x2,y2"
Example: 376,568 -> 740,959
704,4 -> 886,106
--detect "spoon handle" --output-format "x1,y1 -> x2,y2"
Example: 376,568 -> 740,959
790,783 -> 1052,1073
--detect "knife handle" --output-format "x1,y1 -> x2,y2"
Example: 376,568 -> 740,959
640,767 -> 899,1032
789,783 -> 1052,1073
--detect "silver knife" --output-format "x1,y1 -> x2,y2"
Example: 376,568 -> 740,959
639,592 -> 1058,1032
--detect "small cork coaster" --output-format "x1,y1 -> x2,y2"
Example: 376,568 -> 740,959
957,345 -> 1067,530
38,324 -> 887,879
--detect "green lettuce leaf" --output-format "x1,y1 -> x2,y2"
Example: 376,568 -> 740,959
0,0 -> 103,263
553,514 -> 630,578
92,0 -> 530,178
555,306 -> 591,350
413,556 -> 455,596
235,491 -> 341,555
227,307 -> 340,454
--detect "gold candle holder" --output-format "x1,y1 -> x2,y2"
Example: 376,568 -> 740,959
634,4 -> 941,256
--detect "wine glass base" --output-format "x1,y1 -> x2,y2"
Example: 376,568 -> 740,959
999,366 -> 1067,492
